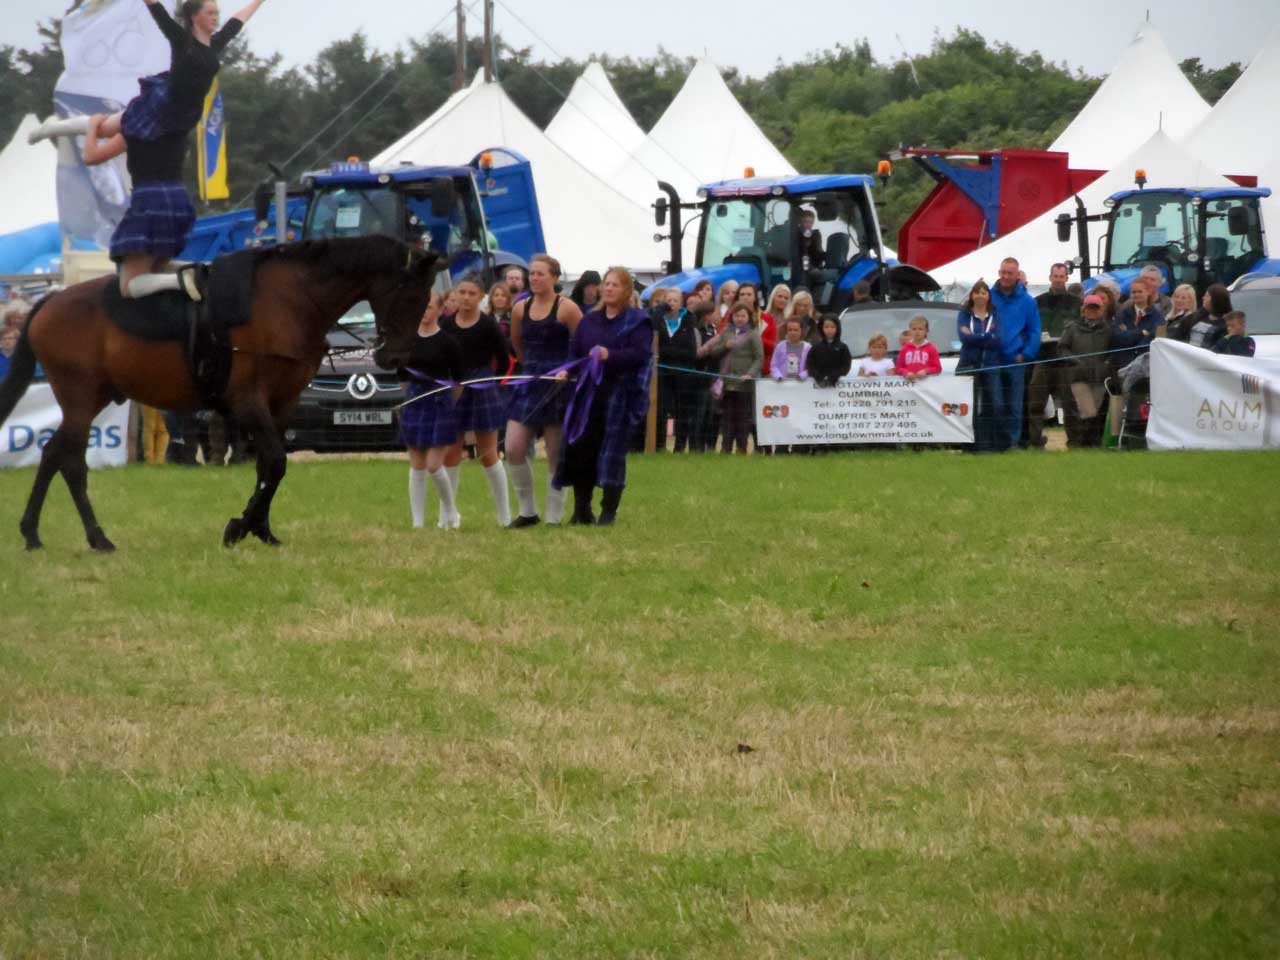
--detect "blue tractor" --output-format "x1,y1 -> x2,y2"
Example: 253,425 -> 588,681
180,148 -> 546,287
1055,184 -> 1280,296
643,173 -> 938,307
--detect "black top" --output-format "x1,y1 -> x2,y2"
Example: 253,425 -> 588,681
148,3 -> 243,129
126,130 -> 189,183
441,312 -> 508,372
400,329 -> 464,383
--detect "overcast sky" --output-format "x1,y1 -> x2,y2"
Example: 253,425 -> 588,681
8,0 -> 1278,80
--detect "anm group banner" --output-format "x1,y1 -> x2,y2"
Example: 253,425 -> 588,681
755,376 -> 975,445
1147,339 -> 1279,450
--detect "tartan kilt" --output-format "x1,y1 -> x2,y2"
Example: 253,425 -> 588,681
120,73 -> 200,140
109,182 -> 196,261
506,362 -> 569,427
596,370 -> 650,487
399,382 -> 458,449
454,367 -> 507,433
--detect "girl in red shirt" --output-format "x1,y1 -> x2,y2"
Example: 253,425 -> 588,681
895,315 -> 942,380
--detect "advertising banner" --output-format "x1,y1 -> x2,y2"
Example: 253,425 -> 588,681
755,376 -> 975,446
1,385 -> 130,469
1147,339 -> 1280,450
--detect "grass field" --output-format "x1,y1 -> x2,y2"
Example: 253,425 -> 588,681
2,447 -> 1279,958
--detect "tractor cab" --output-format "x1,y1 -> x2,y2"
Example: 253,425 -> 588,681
303,161 -> 500,286
646,174 -> 937,307
1057,185 -> 1279,296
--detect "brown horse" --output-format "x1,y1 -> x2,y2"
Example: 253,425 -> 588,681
0,235 -> 438,551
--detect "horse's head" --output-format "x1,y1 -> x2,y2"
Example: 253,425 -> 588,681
367,244 -> 440,369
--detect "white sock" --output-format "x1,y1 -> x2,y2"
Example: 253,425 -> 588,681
125,273 -> 182,299
440,464 -> 460,527
408,467 -> 427,528
484,461 -> 511,527
509,460 -> 537,518
29,114 -> 90,143
545,483 -> 566,525
429,467 -> 455,527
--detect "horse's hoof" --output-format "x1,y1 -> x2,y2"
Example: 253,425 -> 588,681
223,517 -> 248,547
252,525 -> 282,547
87,528 -> 116,553
23,535 -> 43,551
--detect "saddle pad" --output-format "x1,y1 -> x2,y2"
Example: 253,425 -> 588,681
102,282 -> 191,342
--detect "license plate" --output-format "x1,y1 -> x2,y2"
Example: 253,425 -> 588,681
333,410 -> 392,425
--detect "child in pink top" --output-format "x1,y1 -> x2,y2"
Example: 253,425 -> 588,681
895,315 -> 942,381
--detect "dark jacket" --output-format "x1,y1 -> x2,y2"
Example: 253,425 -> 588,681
1214,334 -> 1256,358
1110,302 -> 1163,367
808,316 -> 853,387
652,305 -> 701,370
1059,316 -> 1112,385
1164,311 -> 1197,343
956,308 -> 999,371
1186,309 -> 1227,350
1035,289 -> 1082,339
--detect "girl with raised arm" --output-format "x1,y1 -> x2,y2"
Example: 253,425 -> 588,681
31,0 -> 269,298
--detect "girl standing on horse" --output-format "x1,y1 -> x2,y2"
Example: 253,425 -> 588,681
441,275 -> 513,528
31,0 -> 269,298
505,254 -> 582,527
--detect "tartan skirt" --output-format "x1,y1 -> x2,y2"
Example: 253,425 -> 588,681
453,367 -> 507,433
109,181 -> 196,261
121,73 -> 199,140
399,382 -> 458,449
506,360 -> 569,427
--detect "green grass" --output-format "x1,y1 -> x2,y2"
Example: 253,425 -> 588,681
2,447 -> 1279,958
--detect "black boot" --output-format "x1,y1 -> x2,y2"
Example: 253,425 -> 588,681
570,482 -> 595,525
597,485 -> 623,526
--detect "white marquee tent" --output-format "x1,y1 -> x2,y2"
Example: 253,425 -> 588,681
545,61 -> 646,184
1179,25 -> 1280,228
933,131 -> 1235,290
0,115 -> 59,235
1050,22 -> 1210,172
608,57 -> 797,208
373,74 -> 662,272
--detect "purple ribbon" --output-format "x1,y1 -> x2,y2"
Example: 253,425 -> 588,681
562,351 -> 605,445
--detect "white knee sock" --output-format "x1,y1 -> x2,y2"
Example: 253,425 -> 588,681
484,461 -> 511,527
408,467 -> 427,528
29,114 -> 90,143
429,467 -> 456,527
509,460 -> 537,518
125,273 -> 182,299
440,463 -> 461,527
545,482 -> 567,525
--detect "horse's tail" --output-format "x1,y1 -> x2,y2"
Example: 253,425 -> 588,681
0,294 -> 49,429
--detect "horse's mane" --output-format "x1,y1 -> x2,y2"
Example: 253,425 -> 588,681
259,234 -> 411,275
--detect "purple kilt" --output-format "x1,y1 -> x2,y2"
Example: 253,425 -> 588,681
454,367 -> 507,433
506,361 -> 570,427
399,382 -> 458,449
109,182 -> 196,261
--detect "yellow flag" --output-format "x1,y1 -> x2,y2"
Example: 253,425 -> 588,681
197,78 -> 229,202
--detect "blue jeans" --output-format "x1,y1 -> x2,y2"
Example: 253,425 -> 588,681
997,364 -> 1024,451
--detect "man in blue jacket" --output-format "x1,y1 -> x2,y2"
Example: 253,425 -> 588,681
988,257 -> 1041,450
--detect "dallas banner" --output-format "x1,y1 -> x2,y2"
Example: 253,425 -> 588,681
1147,339 -> 1279,450
755,376 -> 975,445
0,386 -> 130,470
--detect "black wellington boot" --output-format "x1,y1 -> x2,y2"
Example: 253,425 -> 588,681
570,482 -> 595,525
597,485 -> 623,526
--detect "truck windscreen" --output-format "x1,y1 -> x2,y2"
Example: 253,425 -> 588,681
308,188 -> 400,240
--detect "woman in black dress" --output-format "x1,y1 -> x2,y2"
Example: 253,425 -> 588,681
441,275 -> 513,527
399,292 -> 464,529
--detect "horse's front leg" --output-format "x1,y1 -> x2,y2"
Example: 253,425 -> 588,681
223,412 -> 287,548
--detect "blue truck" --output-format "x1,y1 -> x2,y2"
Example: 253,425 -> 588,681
642,173 -> 938,308
180,148 -> 546,287
1055,184 -> 1280,296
